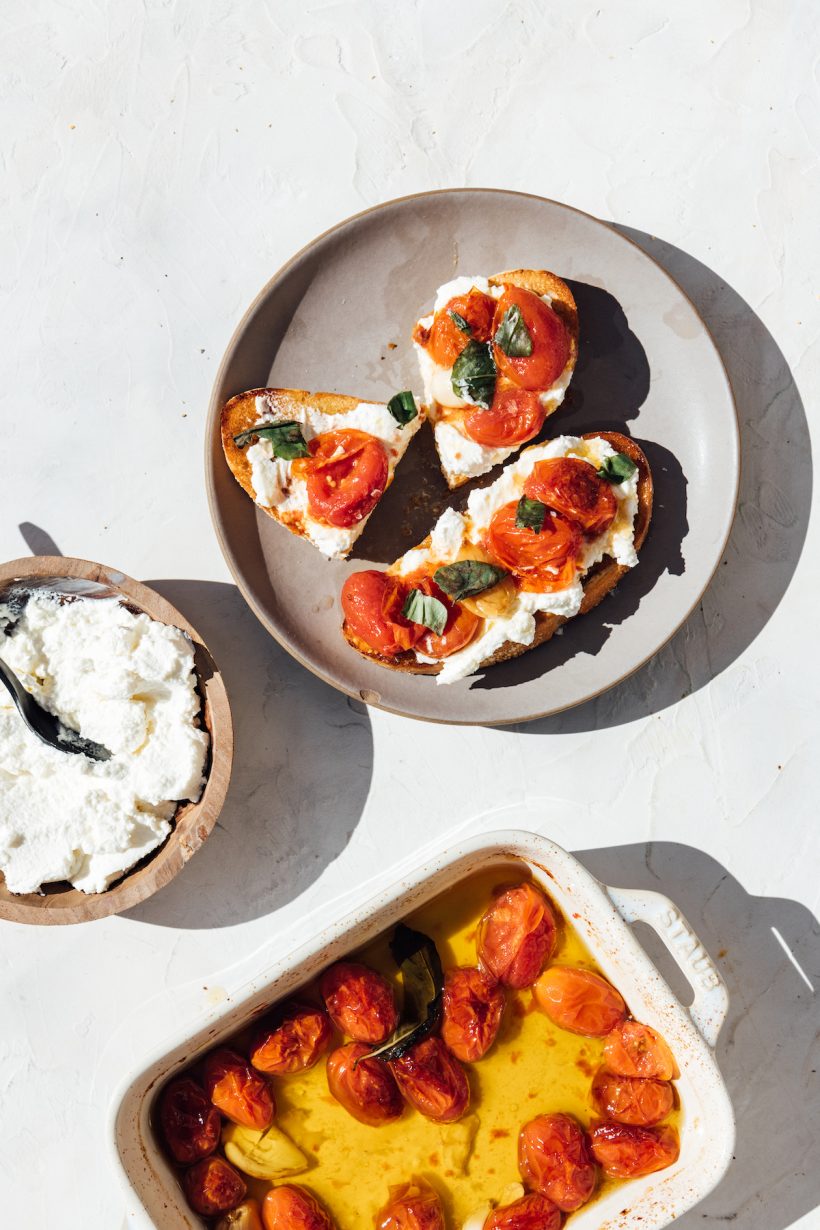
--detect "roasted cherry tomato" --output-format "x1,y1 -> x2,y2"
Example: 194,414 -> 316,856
375,1179 -> 445,1230
303,429 -> 389,528
523,457 -> 617,538
588,1121 -> 680,1178
250,1002 -> 332,1075
534,966 -> 627,1037
486,502 -> 581,592
484,1192 -> 561,1230
603,1020 -> 677,1081
407,576 -> 481,659
216,1199 -> 265,1230
389,1036 -> 470,1123
326,1041 -> 404,1126
202,1048 -> 275,1130
426,289 -> 496,367
591,1067 -> 674,1126
464,387 -> 546,448
158,1077 -> 221,1164
341,571 -> 423,658
476,882 -> 557,989
492,286 -> 570,390
183,1156 -> 247,1217
320,961 -> 399,1043
518,1113 -> 596,1212
441,966 -> 505,1062
261,1185 -> 335,1230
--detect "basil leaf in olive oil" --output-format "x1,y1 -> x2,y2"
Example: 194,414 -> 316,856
493,304 -> 534,358
434,559 -> 508,603
447,309 -> 471,335
402,589 -> 448,636
387,390 -> 418,425
451,340 -> 496,408
515,495 -> 548,533
233,420 -> 310,460
598,452 -> 638,483
363,925 -> 444,1064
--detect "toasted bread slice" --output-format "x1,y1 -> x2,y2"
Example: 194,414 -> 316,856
342,432 -> 652,683
413,270 -> 579,489
221,387 -> 425,560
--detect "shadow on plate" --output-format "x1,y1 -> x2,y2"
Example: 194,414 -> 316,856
575,841 -> 820,1230
519,229 -> 812,733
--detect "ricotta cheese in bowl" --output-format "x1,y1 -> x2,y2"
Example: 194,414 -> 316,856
0,590 -> 209,895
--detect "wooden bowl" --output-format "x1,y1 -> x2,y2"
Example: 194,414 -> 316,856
0,556 -> 233,925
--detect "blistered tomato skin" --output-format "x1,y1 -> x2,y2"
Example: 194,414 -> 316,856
591,1067 -> 674,1126
441,966 -> 505,1062
375,1180 -> 445,1230
202,1048 -> 276,1130
603,1020 -> 677,1080
523,457 -> 617,538
476,882 -> 557,989
483,1192 -> 561,1230
326,1042 -> 404,1126
463,387 -> 545,448
341,572 -> 423,658
303,429 -> 389,529
262,1185 -> 335,1230
492,286 -> 570,390
518,1113 -> 597,1212
390,1036 -> 470,1123
320,961 -> 399,1043
486,504 -> 581,594
534,966 -> 627,1037
250,1002 -> 332,1075
158,1077 -> 221,1164
428,289 -> 496,368
183,1156 -> 247,1217
589,1121 -> 680,1178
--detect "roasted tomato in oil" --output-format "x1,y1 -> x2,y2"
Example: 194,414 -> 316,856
262,1184 -> 335,1230
603,1020 -> 677,1081
389,1036 -> 470,1123
183,1156 -> 247,1217
326,1041 -> 404,1126
518,1112 -> 597,1212
534,966 -> 626,1037
426,289 -> 496,367
441,966 -> 505,1062
250,1002 -> 332,1075
202,1048 -> 275,1129
492,286 -> 570,390
216,1199 -> 265,1230
476,882 -> 557,989
341,571 -> 424,659
375,1179 -> 445,1230
591,1067 -> 674,1126
523,457 -> 617,538
463,387 -> 546,448
589,1121 -> 680,1178
485,502 -> 581,593
320,961 -> 399,1043
484,1192 -> 561,1230
158,1077 -> 221,1164
303,429 -> 389,528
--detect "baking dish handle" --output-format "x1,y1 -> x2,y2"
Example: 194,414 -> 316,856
606,886 -> 729,1049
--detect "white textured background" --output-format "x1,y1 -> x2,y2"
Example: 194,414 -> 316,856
1,2 -> 818,1227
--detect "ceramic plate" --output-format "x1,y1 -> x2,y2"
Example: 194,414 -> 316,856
205,190 -> 738,725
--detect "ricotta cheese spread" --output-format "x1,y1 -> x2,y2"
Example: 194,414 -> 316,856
246,393 -> 423,559
0,592 -> 209,894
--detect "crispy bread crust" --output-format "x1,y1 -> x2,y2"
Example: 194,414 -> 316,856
342,432 -> 653,676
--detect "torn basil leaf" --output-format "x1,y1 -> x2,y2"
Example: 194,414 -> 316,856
448,309 -> 471,335
598,452 -> 637,484
451,340 -> 496,408
493,304 -> 533,358
365,925 -> 444,1063
434,559 -> 508,603
232,421 -> 309,459
515,495 -> 548,533
387,390 -> 418,425
402,589 -> 448,636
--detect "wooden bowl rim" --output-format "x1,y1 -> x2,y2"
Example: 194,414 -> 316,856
0,556 -> 234,925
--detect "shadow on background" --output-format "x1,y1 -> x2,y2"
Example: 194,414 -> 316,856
519,228 -> 812,733
121,579 -> 374,929
574,841 -> 820,1230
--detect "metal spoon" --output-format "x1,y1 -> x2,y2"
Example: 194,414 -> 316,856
0,656 -> 112,762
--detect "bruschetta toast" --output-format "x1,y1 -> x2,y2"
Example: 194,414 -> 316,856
413,270 -> 578,488
341,431 -> 651,684
221,387 -> 425,559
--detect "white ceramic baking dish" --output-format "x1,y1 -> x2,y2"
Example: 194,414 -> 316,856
109,830 -> 735,1229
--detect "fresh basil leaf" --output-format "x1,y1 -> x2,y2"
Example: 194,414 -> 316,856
493,304 -> 533,358
364,925 -> 443,1063
451,340 -> 496,408
515,495 -> 548,533
387,390 -> 418,425
433,559 -> 508,603
232,421 -> 309,459
597,452 -> 638,483
402,589 -> 448,636
447,309 -> 471,335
